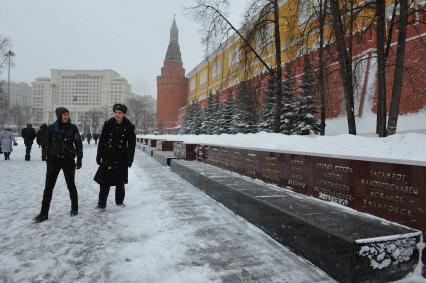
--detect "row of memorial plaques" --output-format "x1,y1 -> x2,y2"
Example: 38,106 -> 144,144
173,142 -> 197,160
156,140 -> 175,152
196,145 -> 426,236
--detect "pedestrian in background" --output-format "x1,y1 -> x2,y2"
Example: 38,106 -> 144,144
36,123 -> 48,161
21,123 -> 37,161
33,107 -> 83,223
0,128 -> 17,160
94,104 -> 136,209
93,133 -> 99,145
86,132 -> 92,144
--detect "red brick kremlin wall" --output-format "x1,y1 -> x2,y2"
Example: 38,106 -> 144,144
177,13 -> 426,126
157,60 -> 188,129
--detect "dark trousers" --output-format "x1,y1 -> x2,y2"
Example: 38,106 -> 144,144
40,159 -> 78,216
98,184 -> 125,207
25,144 -> 32,160
4,152 -> 10,160
41,146 -> 47,161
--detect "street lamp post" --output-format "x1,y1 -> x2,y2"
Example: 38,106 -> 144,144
73,95 -> 78,124
5,50 -> 15,111
51,83 -> 56,121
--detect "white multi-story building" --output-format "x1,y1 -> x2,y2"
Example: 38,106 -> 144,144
31,69 -> 132,126
31,77 -> 51,123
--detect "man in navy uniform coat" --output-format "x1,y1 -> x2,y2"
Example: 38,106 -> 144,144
94,104 -> 136,209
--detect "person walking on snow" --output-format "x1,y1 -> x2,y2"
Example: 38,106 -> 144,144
36,123 -> 48,161
94,104 -> 136,209
21,123 -> 37,161
93,133 -> 99,145
86,132 -> 92,144
0,128 -> 17,160
33,107 -> 83,223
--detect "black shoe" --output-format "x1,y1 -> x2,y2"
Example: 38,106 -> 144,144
33,214 -> 48,223
116,203 -> 125,208
95,205 -> 106,210
70,210 -> 78,217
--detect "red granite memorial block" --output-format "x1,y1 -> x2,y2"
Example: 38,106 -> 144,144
156,140 -> 174,151
149,139 -> 157,148
356,161 -> 425,234
311,157 -> 358,208
286,154 -> 313,195
173,142 -> 197,160
196,145 -> 426,238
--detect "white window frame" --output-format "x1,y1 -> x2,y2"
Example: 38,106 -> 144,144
190,78 -> 196,91
228,48 -> 240,67
212,62 -> 221,78
200,70 -> 207,86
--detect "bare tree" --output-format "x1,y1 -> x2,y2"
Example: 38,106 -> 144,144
328,0 -> 357,134
0,37 -> 10,127
387,0 -> 409,135
0,36 -> 10,72
10,105 -> 31,133
190,0 -> 284,132
126,96 -> 156,133
87,109 -> 103,134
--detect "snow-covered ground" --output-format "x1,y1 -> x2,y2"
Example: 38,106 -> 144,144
0,141 -> 335,282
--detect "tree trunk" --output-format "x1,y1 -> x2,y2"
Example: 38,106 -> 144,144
319,0 -> 327,135
387,0 -> 408,135
329,0 -> 357,134
272,0 -> 283,133
376,0 -> 387,137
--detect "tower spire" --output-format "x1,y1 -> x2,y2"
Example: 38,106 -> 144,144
165,16 -> 182,62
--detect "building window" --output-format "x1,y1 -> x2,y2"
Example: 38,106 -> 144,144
212,62 -> 221,78
190,78 -> 196,91
298,0 -> 314,25
255,23 -> 273,52
228,48 -> 240,67
200,70 -> 207,86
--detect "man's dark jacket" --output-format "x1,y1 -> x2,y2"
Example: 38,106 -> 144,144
46,121 -> 83,162
21,126 -> 36,145
36,124 -> 48,146
94,117 -> 136,186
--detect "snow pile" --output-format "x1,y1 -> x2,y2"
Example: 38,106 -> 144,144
358,237 -> 418,270
140,132 -> 426,163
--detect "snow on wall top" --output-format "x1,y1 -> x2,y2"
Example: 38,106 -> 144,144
139,132 -> 426,165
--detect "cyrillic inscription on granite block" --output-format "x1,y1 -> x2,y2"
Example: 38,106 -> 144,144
156,140 -> 174,151
312,157 -> 357,207
149,139 -> 157,148
357,161 -> 425,233
196,145 -> 426,237
287,155 -> 312,195
173,142 -> 197,160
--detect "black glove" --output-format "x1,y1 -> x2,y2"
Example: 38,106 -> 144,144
128,161 -> 132,168
96,156 -> 101,165
76,159 -> 82,169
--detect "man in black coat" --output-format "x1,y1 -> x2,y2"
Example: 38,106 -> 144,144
21,123 -> 37,161
36,123 -> 48,161
86,132 -> 92,144
93,133 -> 99,144
33,107 -> 83,223
94,104 -> 136,209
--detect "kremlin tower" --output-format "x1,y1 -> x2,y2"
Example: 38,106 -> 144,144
156,17 -> 188,131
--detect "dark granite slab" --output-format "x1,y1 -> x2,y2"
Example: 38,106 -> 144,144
153,150 -> 176,166
170,159 -> 421,283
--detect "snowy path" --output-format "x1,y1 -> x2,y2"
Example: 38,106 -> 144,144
0,141 -> 335,282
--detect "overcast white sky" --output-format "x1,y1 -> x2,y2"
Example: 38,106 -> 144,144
0,0 -> 247,98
